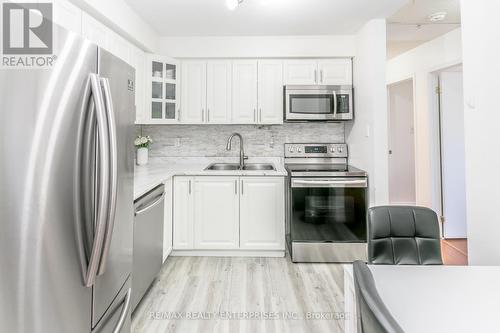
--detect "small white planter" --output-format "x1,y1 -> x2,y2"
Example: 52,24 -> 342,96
136,147 -> 149,165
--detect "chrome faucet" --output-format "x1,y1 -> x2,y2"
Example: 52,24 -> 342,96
226,133 -> 248,169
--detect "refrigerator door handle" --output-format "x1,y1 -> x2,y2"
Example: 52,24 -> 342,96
78,73 -> 110,287
112,288 -> 132,333
97,77 -> 118,275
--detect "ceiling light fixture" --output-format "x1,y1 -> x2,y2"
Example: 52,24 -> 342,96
226,0 -> 244,10
428,12 -> 447,22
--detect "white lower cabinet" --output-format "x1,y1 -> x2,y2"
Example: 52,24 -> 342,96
194,177 -> 239,249
173,177 -> 194,249
172,176 -> 285,253
163,178 -> 173,261
240,178 -> 285,250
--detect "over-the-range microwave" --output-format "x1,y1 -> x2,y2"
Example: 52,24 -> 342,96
284,85 -> 354,121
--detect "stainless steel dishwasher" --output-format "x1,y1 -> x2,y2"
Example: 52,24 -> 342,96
132,184 -> 165,312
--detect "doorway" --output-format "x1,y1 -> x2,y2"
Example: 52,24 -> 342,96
436,66 -> 467,240
387,79 -> 416,205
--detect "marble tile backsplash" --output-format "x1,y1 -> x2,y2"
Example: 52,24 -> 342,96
136,123 -> 345,158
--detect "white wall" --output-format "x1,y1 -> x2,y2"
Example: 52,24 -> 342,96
386,28 -> 462,211
69,0 -> 159,52
346,19 -> 388,205
460,0 -> 500,265
158,35 -> 356,58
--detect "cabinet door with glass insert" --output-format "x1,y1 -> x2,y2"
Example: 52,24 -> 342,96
145,55 -> 179,123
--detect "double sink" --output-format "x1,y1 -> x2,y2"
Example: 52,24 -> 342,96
205,163 -> 275,171
205,133 -> 275,171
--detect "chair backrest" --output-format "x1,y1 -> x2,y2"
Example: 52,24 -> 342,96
368,206 -> 443,265
353,260 -> 404,333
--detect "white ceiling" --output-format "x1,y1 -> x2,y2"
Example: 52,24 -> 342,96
124,0 -> 408,36
387,0 -> 460,58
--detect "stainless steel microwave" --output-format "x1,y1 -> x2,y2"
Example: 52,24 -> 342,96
284,85 -> 353,121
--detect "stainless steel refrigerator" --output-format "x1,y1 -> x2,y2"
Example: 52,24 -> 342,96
0,24 -> 135,332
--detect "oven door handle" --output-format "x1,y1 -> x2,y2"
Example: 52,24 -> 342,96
291,178 -> 367,188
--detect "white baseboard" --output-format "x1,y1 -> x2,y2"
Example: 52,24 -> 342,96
171,250 -> 285,257
162,246 -> 172,262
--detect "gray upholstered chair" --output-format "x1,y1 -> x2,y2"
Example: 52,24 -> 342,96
353,260 -> 404,333
368,206 -> 443,265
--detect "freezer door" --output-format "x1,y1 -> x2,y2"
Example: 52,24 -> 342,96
91,276 -> 132,333
92,48 -> 135,328
0,26 -> 97,332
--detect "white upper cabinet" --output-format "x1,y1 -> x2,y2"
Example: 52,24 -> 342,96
174,57 -> 350,125
81,13 -> 109,49
181,60 -> 206,123
232,60 -> 258,124
206,60 -> 232,124
194,177 -> 239,249
258,60 -> 284,124
284,59 -> 352,85
173,177 -> 194,250
239,178 -> 285,250
284,60 -> 317,85
142,55 -> 179,124
129,47 -> 146,123
317,59 -> 352,85
53,0 -> 82,34
106,31 -> 130,63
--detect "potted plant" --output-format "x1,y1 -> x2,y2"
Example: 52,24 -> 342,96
134,135 -> 152,165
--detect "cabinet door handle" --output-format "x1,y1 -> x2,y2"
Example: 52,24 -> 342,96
314,69 -> 317,83
234,180 -> 237,195
178,109 -> 181,121
207,108 -> 210,122
320,70 -> 323,83
202,108 -> 205,122
253,108 -> 256,122
259,108 -> 262,123
241,180 -> 244,195
189,180 -> 192,194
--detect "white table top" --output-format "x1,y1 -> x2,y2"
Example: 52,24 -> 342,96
368,265 -> 500,333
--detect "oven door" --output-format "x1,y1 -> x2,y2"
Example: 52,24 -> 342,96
285,86 -> 353,121
290,177 -> 367,243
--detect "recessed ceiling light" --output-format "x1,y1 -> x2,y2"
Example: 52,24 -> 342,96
428,12 -> 447,22
226,0 -> 244,10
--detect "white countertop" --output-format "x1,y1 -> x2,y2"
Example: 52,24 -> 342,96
344,265 -> 500,333
134,156 -> 287,199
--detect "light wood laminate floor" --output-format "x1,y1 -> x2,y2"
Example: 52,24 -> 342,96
132,256 -> 346,333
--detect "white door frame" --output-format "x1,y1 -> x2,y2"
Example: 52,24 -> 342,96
431,64 -> 467,239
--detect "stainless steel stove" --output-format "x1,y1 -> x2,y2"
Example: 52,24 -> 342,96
285,143 -> 368,263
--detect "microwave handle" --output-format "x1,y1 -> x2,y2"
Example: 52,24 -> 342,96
332,90 -> 338,117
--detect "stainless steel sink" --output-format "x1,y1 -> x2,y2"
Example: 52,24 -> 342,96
204,163 -> 275,171
242,163 -> 275,171
204,163 -> 240,171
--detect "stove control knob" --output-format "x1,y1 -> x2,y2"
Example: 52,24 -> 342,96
297,147 -> 302,153
338,147 -> 343,153
288,147 -> 294,153
330,147 -> 336,153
